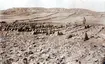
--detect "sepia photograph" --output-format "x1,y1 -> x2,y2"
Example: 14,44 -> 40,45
0,0 -> 105,64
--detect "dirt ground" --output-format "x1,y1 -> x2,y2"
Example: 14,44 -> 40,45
0,8 -> 105,64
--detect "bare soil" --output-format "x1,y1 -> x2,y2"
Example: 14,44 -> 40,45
0,8 -> 105,64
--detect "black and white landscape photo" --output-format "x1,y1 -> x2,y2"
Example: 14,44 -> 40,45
0,0 -> 105,64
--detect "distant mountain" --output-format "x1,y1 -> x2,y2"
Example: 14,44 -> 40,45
0,8 -> 101,16
0,8 -> 105,25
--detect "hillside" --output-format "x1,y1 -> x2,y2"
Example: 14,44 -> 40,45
0,8 -> 105,24
0,8 -> 105,64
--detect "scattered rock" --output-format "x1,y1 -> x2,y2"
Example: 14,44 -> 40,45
57,31 -> 63,35
66,34 -> 73,39
23,58 -> 28,64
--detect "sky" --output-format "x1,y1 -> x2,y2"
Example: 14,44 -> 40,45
0,0 -> 105,12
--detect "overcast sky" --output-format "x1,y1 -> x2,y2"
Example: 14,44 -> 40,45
0,0 -> 105,12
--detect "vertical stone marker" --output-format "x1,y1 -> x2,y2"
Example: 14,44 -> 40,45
84,32 -> 89,41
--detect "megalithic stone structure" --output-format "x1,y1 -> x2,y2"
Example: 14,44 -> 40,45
83,17 -> 86,25
84,32 -> 89,41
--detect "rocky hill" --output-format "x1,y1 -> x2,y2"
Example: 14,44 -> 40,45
0,8 -> 105,64
0,8 -> 105,24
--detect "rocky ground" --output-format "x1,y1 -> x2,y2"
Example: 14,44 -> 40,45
0,21 -> 105,64
0,8 -> 105,64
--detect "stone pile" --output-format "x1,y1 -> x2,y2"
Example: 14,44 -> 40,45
0,21 -> 64,35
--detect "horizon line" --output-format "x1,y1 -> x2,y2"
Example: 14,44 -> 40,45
1,7 -> 105,12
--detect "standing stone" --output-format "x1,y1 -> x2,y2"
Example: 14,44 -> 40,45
84,32 -> 89,41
